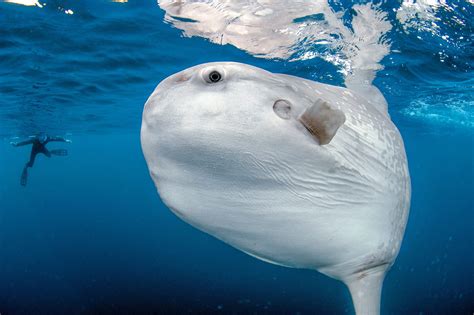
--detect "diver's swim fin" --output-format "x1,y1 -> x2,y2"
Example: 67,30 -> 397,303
20,167 -> 28,186
50,149 -> 68,156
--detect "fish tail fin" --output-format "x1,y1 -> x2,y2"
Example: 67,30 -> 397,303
345,267 -> 386,315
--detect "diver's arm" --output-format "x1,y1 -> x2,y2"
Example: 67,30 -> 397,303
47,136 -> 72,143
10,139 -> 35,147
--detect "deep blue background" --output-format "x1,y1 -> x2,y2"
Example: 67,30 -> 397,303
0,1 -> 473,314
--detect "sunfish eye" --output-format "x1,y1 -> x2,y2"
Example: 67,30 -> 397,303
208,71 -> 222,83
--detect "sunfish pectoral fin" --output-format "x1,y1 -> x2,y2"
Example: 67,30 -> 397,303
298,99 -> 346,145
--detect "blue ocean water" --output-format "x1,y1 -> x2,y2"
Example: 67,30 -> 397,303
0,1 -> 472,314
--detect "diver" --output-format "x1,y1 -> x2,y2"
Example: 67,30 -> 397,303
10,133 -> 72,186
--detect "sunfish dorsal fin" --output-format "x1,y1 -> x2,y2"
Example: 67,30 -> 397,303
298,99 -> 346,145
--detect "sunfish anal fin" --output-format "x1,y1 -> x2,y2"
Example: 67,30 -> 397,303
298,99 -> 346,145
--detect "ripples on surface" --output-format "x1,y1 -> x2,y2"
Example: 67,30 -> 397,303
0,0 -> 472,137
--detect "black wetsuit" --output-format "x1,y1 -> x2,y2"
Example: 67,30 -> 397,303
26,139 -> 52,167
12,135 -> 69,186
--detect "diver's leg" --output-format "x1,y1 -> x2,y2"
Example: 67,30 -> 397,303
42,148 -> 52,158
50,149 -> 68,156
27,150 -> 37,167
20,164 -> 28,186
21,151 -> 37,186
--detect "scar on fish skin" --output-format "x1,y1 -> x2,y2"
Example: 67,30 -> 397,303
175,74 -> 190,82
354,262 -> 389,280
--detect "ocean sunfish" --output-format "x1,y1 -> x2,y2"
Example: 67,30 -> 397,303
141,62 -> 411,315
